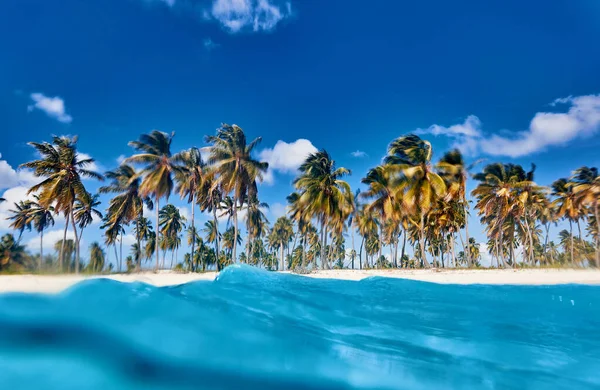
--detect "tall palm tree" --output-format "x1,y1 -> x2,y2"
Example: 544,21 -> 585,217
126,131 -> 180,271
571,166 -> 600,266
552,178 -> 580,265
245,191 -> 269,264
354,205 -> 379,269
132,216 -> 153,270
102,216 -> 125,272
294,150 -> 352,269
158,204 -> 186,269
74,192 -> 103,243
202,220 -> 221,269
385,135 -> 446,267
206,124 -> 268,264
198,173 -> 223,269
270,216 -> 294,270
175,147 -> 208,271
437,149 -> 481,266
28,195 -> 55,271
21,136 -> 103,273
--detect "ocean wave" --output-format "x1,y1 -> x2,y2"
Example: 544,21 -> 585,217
0,265 -> 599,389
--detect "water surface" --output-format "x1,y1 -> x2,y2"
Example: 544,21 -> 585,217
0,265 -> 598,389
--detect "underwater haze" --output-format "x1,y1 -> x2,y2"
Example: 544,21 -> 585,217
0,265 -> 599,390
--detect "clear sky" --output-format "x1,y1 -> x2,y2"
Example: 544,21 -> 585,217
1,0 -> 600,267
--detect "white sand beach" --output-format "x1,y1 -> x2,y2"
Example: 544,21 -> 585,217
1,268 -> 600,294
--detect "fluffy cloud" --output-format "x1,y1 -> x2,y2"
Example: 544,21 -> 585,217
258,139 -> 317,184
25,228 -> 76,253
0,155 -> 37,191
27,93 -> 72,123
210,0 -> 292,33
416,94 -> 600,157
351,150 -> 368,158
77,152 -> 104,175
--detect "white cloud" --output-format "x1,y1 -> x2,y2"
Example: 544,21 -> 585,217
351,150 -> 368,158
25,228 -> 76,252
203,38 -> 220,51
27,93 -> 72,123
210,0 -> 292,33
0,154 -> 37,191
269,202 -> 287,218
258,139 -> 317,184
416,94 -> 600,157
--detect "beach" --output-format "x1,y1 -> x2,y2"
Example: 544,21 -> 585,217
1,268 -> 600,294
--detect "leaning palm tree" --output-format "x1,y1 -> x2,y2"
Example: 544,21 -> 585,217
174,147 -> 208,271
27,195 -> 55,270
126,131 -> 180,271
294,150 -> 352,269
100,164 -> 154,271
385,135 -> 446,267
21,136 -> 103,274
206,124 -> 268,264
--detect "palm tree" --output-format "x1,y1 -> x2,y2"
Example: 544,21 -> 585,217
270,216 -> 294,270
385,135 -> 446,267
571,166 -> 600,266
88,242 -> 105,273
158,204 -> 186,269
102,216 -> 125,272
21,136 -> 103,274
245,189 -> 269,264
206,124 -> 268,264
27,195 -> 55,271
354,205 -> 379,269
8,200 -> 33,243
552,178 -> 580,264
100,164 -> 154,271
132,216 -> 153,271
74,192 -> 103,243
0,234 -> 30,272
294,150 -> 352,269
126,131 -> 180,271
175,147 -> 208,271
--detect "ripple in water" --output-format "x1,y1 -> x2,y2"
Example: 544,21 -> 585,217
0,265 -> 598,389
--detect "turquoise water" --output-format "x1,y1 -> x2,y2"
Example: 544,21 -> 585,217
0,266 -> 598,389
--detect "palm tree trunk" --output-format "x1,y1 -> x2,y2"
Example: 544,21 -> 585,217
544,223 -> 550,266
232,197 -> 238,263
499,227 -> 506,267
213,208 -> 220,271
280,245 -> 284,271
155,196 -> 160,271
577,219 -> 583,240
191,194 -> 196,272
323,227 -> 329,270
119,231 -> 123,272
320,219 -> 327,270
39,231 -> 43,272
69,206 -> 80,275
570,219 -> 574,264
419,213 -> 429,268
524,217 -> 535,266
464,195 -> 471,267
400,232 -> 406,268
114,244 -> 119,272
359,236 -> 364,270
59,213 -> 70,272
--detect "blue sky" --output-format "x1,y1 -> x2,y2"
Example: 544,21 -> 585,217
1,0 -> 600,267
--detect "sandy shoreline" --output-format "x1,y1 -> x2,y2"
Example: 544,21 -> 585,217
1,268 -> 600,294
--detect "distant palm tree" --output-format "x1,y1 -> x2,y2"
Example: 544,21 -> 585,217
102,216 -> 125,272
126,131 -> 180,271
294,150 -> 352,269
198,174 -> 223,269
88,242 -> 105,273
571,166 -> 600,266
552,178 -> 580,264
385,135 -> 446,267
74,192 -> 103,243
21,136 -> 103,273
158,204 -> 186,269
270,216 -> 294,270
132,216 -> 153,270
175,147 -> 208,271
8,200 -> 33,242
100,164 -> 154,271
206,124 -> 268,264
27,194 -> 55,270
0,233 -> 29,271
